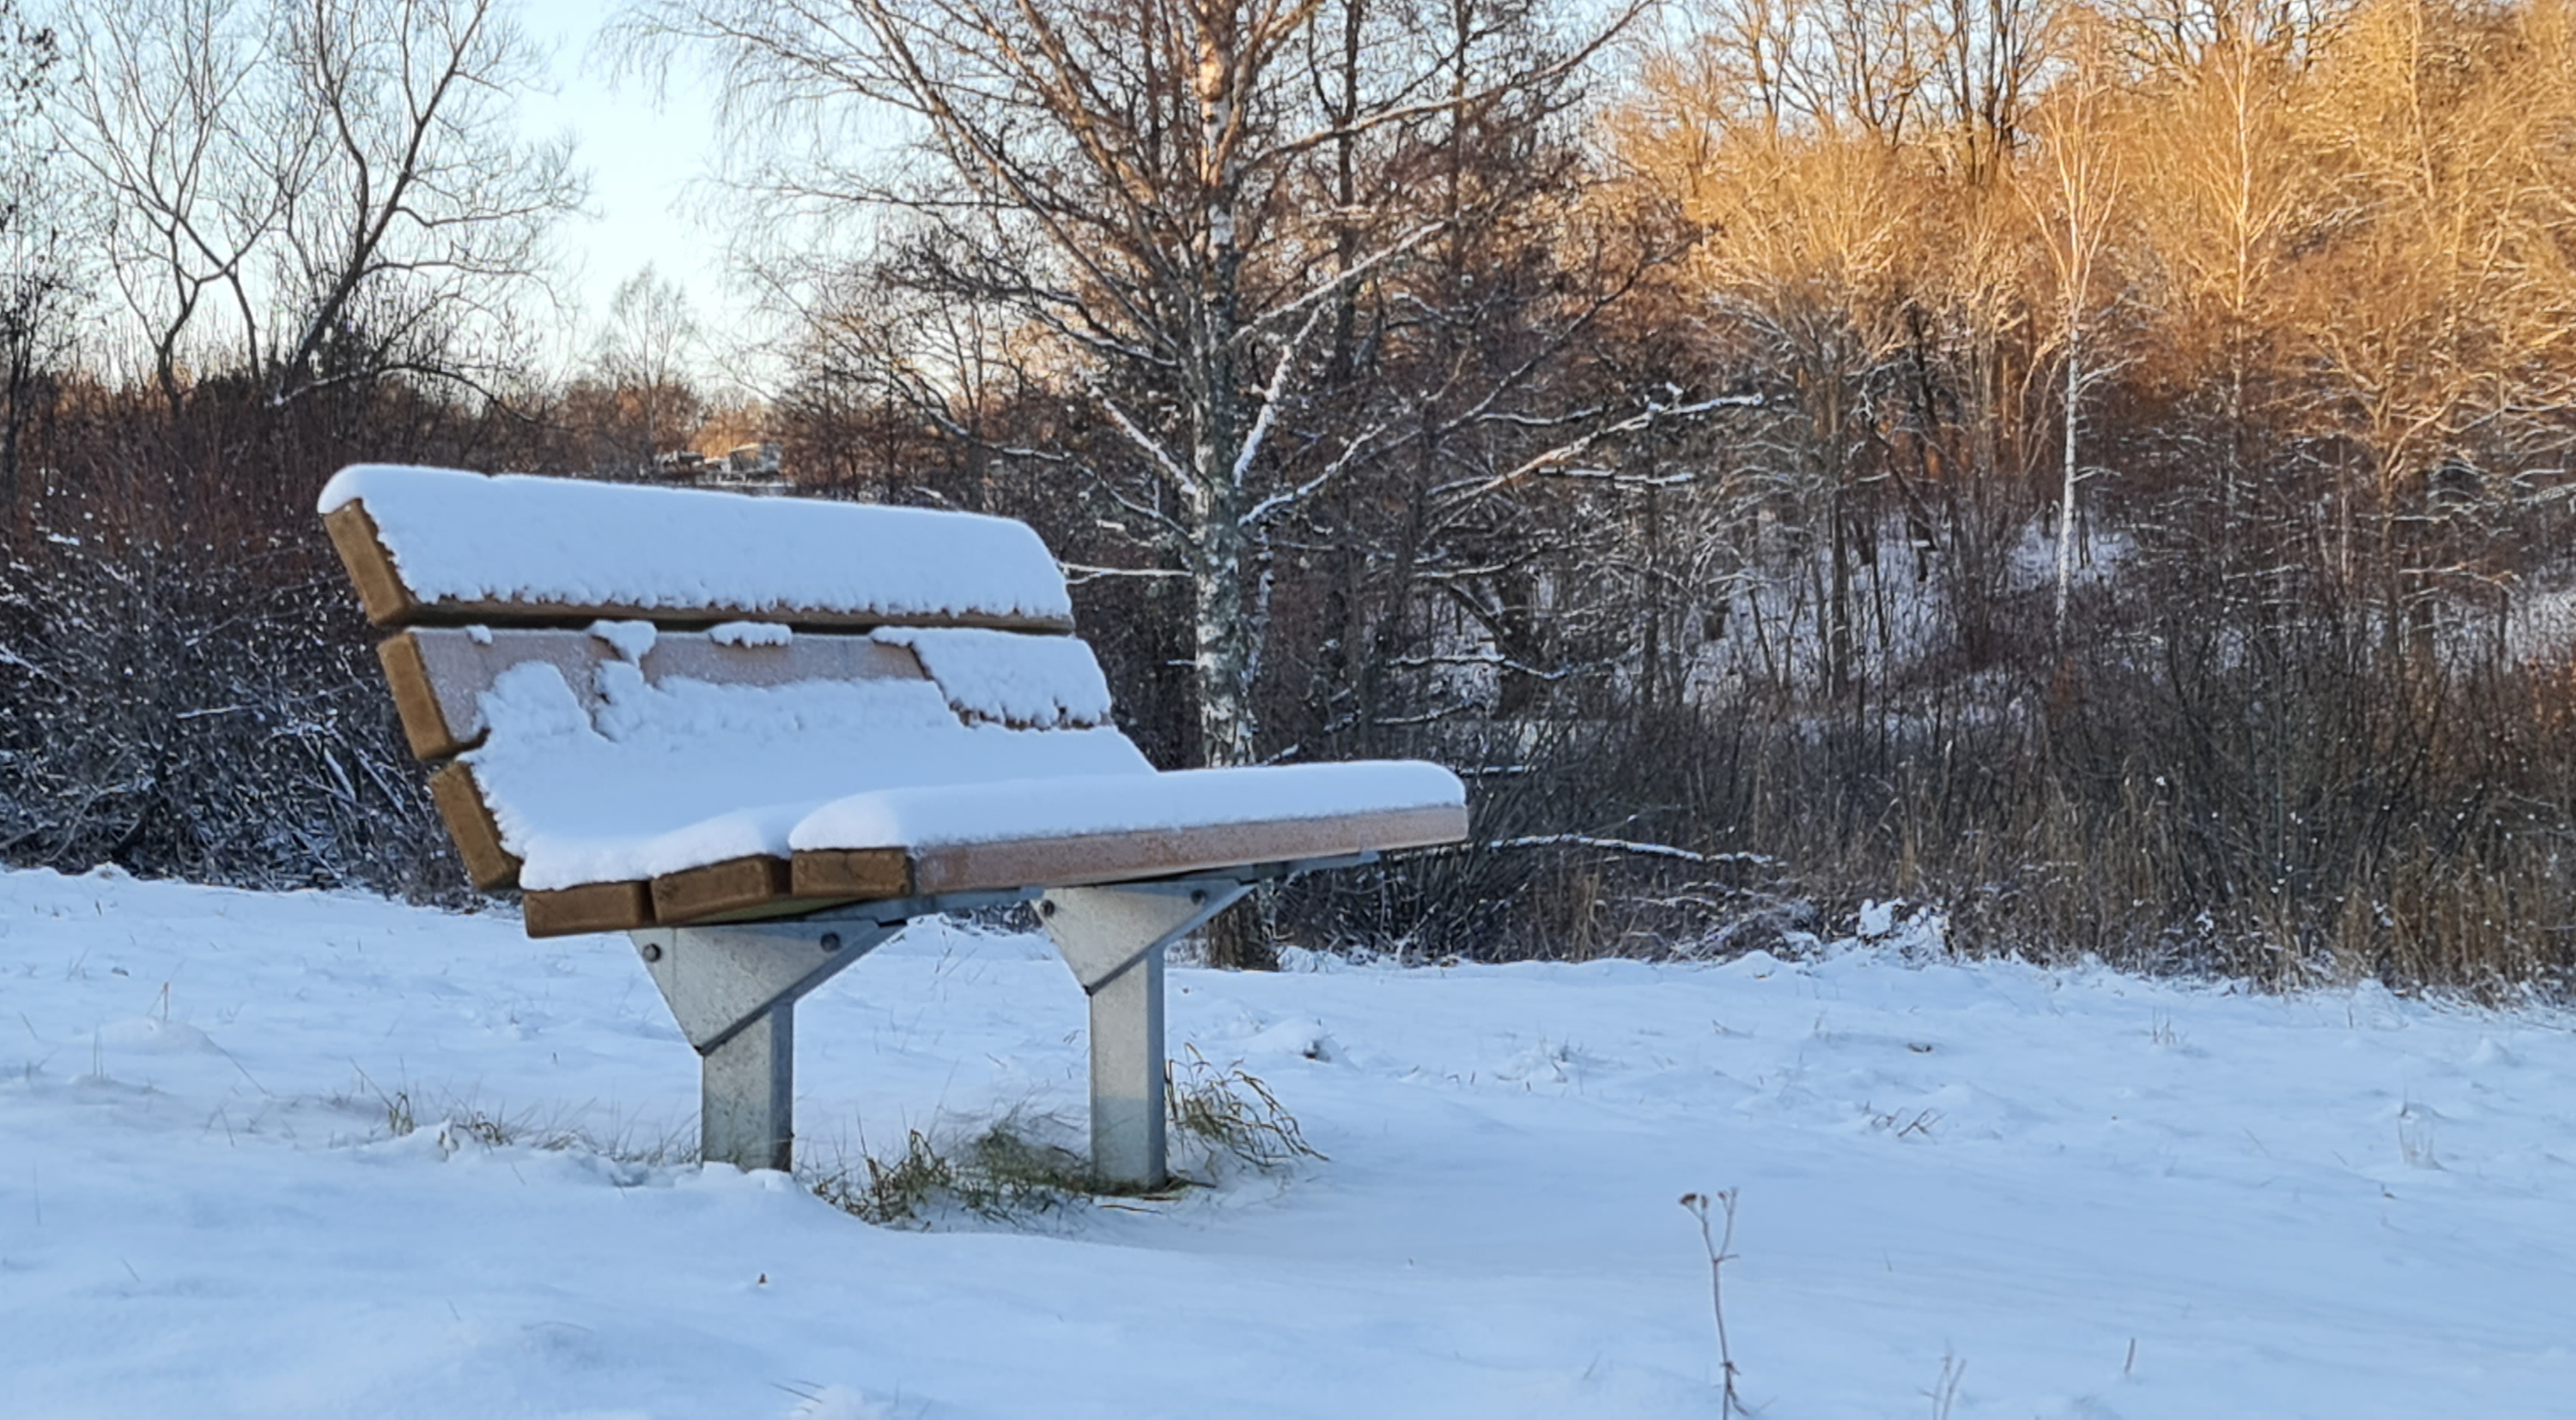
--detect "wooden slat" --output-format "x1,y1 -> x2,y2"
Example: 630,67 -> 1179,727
324,503 -> 413,627
427,762 -> 520,890
440,782 -> 1461,933
684,895 -> 879,927
777,804 -> 1466,909
416,601 -> 1070,635
524,881 -> 656,938
905,804 -> 1469,897
381,628 -> 930,763
324,499 -> 1074,634
790,848 -> 915,902
650,855 -> 794,924
542,804 -> 1463,936
378,631 -> 467,759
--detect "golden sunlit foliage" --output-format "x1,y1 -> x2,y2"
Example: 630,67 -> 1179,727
1617,0 -> 2576,576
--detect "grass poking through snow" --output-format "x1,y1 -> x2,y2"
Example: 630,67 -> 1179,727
807,1046 -> 1323,1227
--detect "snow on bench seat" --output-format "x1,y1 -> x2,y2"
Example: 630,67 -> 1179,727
787,763 -> 1467,905
320,464 -> 1075,631
450,652 -> 1157,934
453,650 -> 1462,936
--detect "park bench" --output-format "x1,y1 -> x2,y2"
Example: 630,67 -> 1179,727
318,464 -> 1467,1188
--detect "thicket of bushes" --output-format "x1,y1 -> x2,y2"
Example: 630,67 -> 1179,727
4,375 -> 2572,995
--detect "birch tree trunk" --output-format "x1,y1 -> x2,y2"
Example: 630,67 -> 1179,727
2054,318 -> 2080,633
1186,0 -> 1258,768
2034,39 -> 2121,643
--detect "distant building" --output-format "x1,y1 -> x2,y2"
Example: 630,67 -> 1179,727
724,442 -> 783,478
645,442 -> 787,486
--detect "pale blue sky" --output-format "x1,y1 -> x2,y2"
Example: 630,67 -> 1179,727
512,0 -> 738,350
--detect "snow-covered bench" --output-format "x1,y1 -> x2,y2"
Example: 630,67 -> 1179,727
319,464 -> 1467,1186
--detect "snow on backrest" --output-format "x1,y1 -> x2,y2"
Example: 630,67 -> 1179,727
383,625 -> 932,759
319,464 -> 1074,630
872,628 -> 1115,729
386,623 -> 1121,760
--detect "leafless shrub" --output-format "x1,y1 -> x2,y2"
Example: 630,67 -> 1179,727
0,525 -> 460,902
1924,1353 -> 1965,1419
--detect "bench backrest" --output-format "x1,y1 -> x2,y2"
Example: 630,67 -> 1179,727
323,464 -> 1142,936
322,464 -> 1076,631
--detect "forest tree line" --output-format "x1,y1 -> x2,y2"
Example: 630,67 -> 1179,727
6,0 -> 2576,988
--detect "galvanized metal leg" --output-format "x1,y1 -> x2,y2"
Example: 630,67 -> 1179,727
1086,948 -> 1166,1189
699,1006 -> 795,1173
1039,879 -> 1250,1191
629,916 -> 905,1174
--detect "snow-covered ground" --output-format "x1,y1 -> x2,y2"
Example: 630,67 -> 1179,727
4,867 -> 2572,1419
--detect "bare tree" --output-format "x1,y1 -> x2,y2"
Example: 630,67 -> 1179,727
2024,28 -> 2124,635
53,0 -> 292,408
1928,0 -> 2057,185
1631,94 -> 1927,699
589,263 -> 706,466
268,0 -> 582,401
624,0 -> 1630,772
0,0 -> 75,503
2298,0 -> 2576,661
50,0 -> 582,406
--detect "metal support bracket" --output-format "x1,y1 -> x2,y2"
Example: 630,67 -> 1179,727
628,915 -> 908,1172
1037,878 -> 1253,1191
631,917 -> 900,1052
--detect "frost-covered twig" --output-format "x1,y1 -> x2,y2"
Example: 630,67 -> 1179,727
1059,562 -> 1190,586
1681,1189 -> 1750,1416
1490,835 -> 1779,867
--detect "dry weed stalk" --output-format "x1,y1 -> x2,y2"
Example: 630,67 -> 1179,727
1679,1188 -> 1749,1417
1166,1045 -> 1326,1169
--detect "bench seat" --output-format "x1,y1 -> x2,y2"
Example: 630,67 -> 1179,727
452,652 -> 1461,934
524,765 -> 1461,936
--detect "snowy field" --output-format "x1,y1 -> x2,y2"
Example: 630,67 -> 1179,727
4,868 -> 2572,1419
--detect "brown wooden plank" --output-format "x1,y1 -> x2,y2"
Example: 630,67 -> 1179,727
383,628 -> 932,765
323,472 -> 1080,633
393,601 -> 1076,635
324,502 -> 418,626
525,804 -> 1463,938
795,804 -> 1469,900
524,881 -> 656,938
378,631 -> 476,759
330,488 -> 1073,632
790,848 -> 915,902
427,762 -> 522,890
684,895 -> 881,926
650,855 -> 795,924
908,804 -> 1468,895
